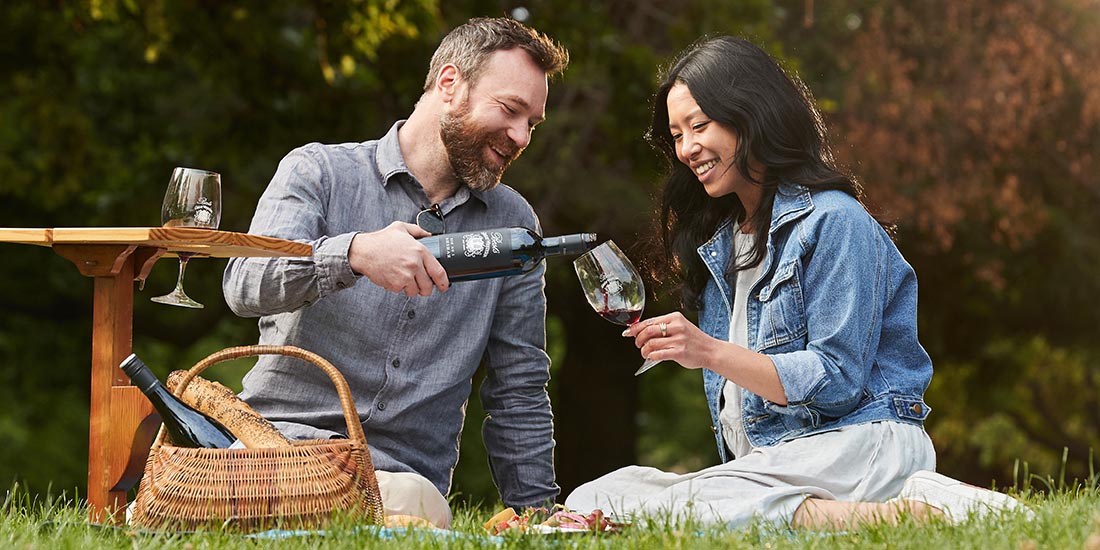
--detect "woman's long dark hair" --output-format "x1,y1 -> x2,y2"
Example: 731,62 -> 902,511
647,36 -> 889,310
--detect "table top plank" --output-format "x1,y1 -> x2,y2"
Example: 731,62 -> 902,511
0,228 -> 51,244
0,227 -> 312,258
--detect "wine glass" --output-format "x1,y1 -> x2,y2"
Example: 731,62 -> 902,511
151,167 -> 221,309
573,240 -> 661,376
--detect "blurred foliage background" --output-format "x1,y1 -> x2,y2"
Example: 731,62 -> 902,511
1,0 -> 1098,508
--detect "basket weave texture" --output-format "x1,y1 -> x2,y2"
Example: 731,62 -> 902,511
130,345 -> 384,532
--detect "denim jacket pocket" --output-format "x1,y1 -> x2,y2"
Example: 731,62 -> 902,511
755,260 -> 808,349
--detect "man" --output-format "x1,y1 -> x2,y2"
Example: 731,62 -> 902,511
222,17 -> 569,527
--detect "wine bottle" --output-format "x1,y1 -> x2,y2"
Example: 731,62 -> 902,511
119,354 -> 236,448
419,227 -> 597,282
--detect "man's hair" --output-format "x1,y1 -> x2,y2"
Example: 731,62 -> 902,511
423,17 -> 569,92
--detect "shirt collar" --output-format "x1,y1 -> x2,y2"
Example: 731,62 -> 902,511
375,120 -> 410,183
374,119 -> 487,206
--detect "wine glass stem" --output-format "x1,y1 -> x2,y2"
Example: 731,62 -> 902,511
174,253 -> 193,292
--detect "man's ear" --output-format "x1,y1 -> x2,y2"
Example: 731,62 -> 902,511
436,64 -> 463,103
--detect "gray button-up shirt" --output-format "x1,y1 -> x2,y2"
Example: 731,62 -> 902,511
223,121 -> 559,508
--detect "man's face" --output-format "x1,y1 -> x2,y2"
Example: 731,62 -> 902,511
440,48 -> 549,191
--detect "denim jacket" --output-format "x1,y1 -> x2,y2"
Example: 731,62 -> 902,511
699,184 -> 933,462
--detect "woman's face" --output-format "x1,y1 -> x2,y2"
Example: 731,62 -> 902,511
666,82 -> 752,199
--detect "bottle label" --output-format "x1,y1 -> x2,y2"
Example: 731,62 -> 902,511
438,229 -> 515,275
460,231 -> 504,258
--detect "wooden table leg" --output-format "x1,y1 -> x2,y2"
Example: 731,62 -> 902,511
55,244 -> 159,523
88,257 -> 135,522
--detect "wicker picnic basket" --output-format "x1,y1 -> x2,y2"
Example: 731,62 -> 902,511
130,345 -> 384,532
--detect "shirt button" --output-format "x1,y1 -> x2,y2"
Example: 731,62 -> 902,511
392,358 -> 401,368
710,251 -> 717,257
407,310 -> 416,319
377,402 -> 387,411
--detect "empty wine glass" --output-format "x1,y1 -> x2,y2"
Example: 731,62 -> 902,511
151,167 -> 221,308
573,240 -> 661,376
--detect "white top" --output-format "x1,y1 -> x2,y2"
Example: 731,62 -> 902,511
718,226 -> 763,459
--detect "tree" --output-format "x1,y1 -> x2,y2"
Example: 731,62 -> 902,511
780,0 -> 1100,486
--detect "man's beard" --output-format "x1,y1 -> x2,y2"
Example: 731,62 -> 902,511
440,100 -> 521,192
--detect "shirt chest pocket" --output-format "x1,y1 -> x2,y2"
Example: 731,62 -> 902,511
754,260 -> 807,350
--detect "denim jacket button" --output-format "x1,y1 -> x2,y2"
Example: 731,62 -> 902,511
711,425 -> 718,433
909,403 -> 922,415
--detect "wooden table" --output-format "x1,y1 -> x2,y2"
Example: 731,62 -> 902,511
0,227 -> 312,523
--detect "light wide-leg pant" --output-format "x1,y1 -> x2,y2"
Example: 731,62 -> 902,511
565,421 -> 935,528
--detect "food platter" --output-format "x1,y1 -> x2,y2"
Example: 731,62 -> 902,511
484,506 -> 627,535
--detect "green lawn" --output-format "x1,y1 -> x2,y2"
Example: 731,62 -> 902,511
3,486 -> 1098,549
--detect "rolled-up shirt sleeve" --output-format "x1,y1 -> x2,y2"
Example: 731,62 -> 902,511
223,145 -> 362,318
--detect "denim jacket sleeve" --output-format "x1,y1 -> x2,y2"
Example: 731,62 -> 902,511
223,145 -> 362,317
478,235 -> 560,508
766,204 -> 886,420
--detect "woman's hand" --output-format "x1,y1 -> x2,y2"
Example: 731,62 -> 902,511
625,312 -> 788,404
622,311 -> 714,370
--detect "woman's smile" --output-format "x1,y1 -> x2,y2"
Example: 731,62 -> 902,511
693,159 -> 718,177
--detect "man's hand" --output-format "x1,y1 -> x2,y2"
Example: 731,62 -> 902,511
349,222 -> 450,296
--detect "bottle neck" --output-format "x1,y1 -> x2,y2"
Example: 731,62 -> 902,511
541,233 -> 598,257
120,354 -> 165,394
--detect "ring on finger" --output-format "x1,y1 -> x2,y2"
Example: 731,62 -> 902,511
659,322 -> 668,337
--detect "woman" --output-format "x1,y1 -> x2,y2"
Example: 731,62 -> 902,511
565,36 -> 1028,529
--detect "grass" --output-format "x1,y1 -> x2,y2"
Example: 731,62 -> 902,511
3,485 -> 1100,550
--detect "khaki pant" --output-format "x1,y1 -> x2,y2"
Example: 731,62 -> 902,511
376,470 -> 452,529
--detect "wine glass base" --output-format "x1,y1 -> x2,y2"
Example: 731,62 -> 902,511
151,292 -> 205,309
634,358 -> 661,376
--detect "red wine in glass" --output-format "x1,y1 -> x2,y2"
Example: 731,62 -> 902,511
597,306 -> 642,325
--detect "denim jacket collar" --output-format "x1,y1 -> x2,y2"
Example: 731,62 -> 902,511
696,184 -> 815,301
770,183 -> 814,234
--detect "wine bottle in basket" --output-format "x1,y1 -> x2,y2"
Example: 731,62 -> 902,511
418,227 -> 597,282
119,354 -> 236,448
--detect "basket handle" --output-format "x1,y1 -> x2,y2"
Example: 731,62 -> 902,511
167,345 -> 367,446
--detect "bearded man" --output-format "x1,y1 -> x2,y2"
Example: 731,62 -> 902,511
222,17 -> 569,528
